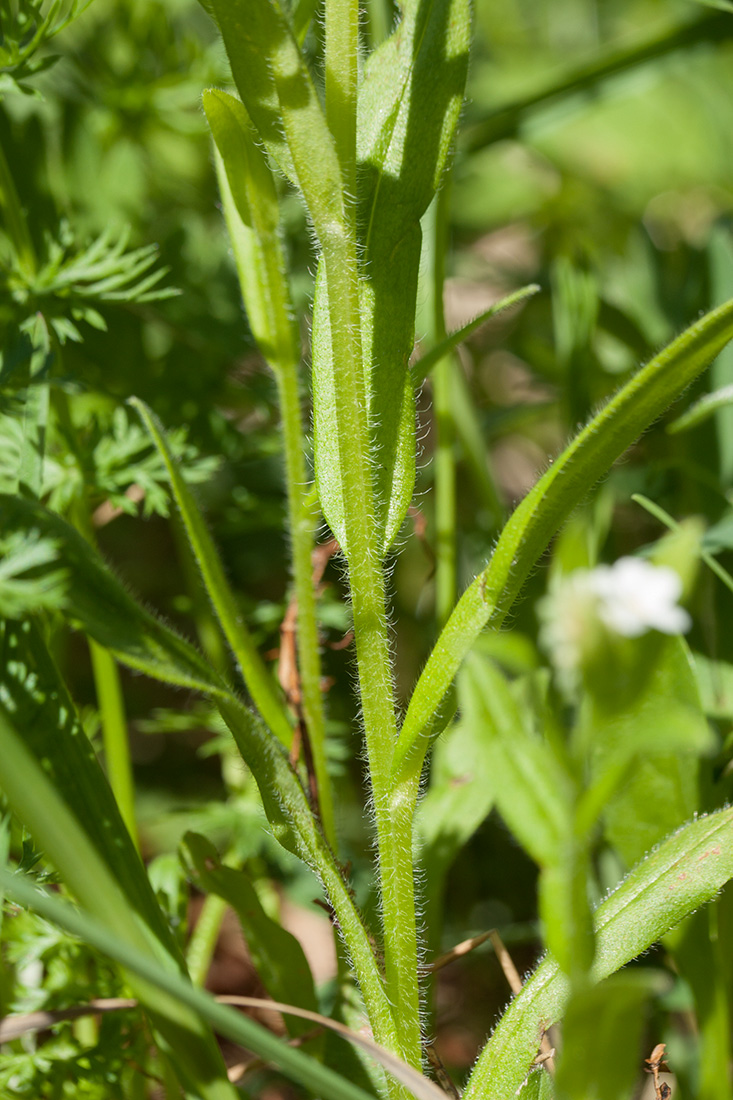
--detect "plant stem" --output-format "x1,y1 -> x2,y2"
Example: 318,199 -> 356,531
276,363 -> 337,850
322,0 -> 420,1067
319,204 -> 422,1075
75,501 -> 138,851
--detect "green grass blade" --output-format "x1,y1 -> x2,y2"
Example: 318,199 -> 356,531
129,397 -> 293,747
462,805 -> 733,1100
667,382 -> 733,433
394,297 -> 733,782
0,650 -> 237,1100
0,866 -> 384,1100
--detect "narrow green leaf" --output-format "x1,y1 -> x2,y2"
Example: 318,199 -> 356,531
207,0 -> 343,238
182,832 -> 319,1037
0,867 -> 384,1100
538,849 -> 595,982
458,654 -> 572,867
313,0 -> 473,556
463,805 -> 733,1100
395,297 -> 733,780
417,715 -> 495,885
0,620 -> 168,944
589,637 -> 711,866
0,493 -> 226,696
0,682 -> 237,1100
667,382 -> 733,433
411,285 -> 541,388
521,1070 -> 555,1100
633,491 -> 733,598
693,651 -> 733,719
18,320 -> 52,498
358,0 -> 471,552
666,908 -> 732,1100
203,89 -> 299,375
204,87 -> 336,849
129,397 -> 293,746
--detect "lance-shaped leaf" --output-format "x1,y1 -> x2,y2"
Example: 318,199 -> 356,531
555,971 -> 670,1100
0,494 -> 225,694
462,805 -> 733,1100
182,832 -> 318,1038
202,89 -> 299,379
458,653 -> 572,868
0,625 -> 237,1100
313,0 -> 472,557
395,297 -> 733,780
129,397 -> 293,747
203,87 -> 335,846
411,284 -> 541,388
207,0 -> 343,238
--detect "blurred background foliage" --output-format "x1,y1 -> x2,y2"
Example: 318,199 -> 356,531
2,0 -> 733,1092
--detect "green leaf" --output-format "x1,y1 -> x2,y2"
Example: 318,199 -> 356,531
207,0 -> 342,234
693,651 -> 733,719
396,296 -> 733,781
0,627 -> 237,1100
589,637 -> 711,866
458,653 -> 572,867
463,804 -> 733,1100
0,867 -> 385,1100
18,318 -> 52,499
538,851 -> 595,982
203,89 -> 299,378
313,0 -> 472,556
203,88 -> 335,848
0,529 -> 67,617
667,382 -> 733,433
129,397 -> 293,746
411,285 -> 540,388
555,971 -> 669,1100
462,8 -> 732,152
0,493 -> 227,695
182,832 -> 318,1037
520,1069 -> 555,1100
632,492 -> 733,599
417,715 -> 495,883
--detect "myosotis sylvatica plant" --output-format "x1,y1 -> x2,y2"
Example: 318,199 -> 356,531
3,1 -> 733,1098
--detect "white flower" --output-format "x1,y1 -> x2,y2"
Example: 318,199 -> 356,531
589,556 -> 691,638
538,556 -> 691,674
